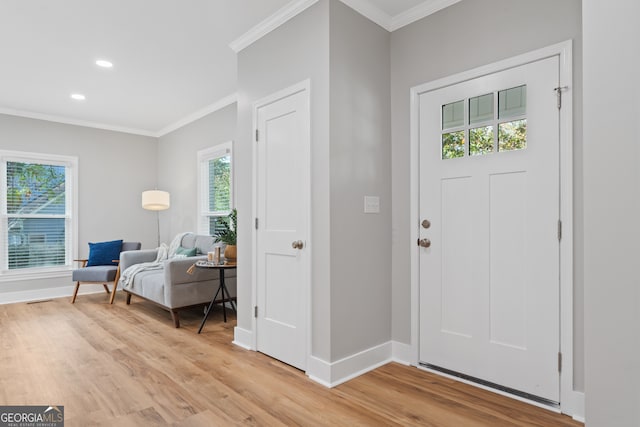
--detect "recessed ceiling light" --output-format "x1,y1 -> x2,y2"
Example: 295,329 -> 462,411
70,93 -> 86,101
95,59 -> 113,68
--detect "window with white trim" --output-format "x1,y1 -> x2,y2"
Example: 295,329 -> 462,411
197,142 -> 233,236
441,85 -> 527,159
0,151 -> 77,276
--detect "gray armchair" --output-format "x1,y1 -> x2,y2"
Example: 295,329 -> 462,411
118,233 -> 236,328
71,241 -> 141,304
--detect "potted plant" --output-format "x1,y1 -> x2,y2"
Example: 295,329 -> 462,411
214,208 -> 237,264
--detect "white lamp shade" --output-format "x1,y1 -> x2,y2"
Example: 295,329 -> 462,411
142,190 -> 170,211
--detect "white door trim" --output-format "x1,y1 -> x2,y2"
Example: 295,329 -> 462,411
409,40 -> 577,416
251,79 -> 312,369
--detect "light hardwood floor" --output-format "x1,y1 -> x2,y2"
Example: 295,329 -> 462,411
0,292 -> 582,426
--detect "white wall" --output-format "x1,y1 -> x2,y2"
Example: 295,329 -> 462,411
0,113 -> 157,294
583,0 -> 640,425
389,0 -> 584,390
156,103 -> 237,242
329,0 -> 391,360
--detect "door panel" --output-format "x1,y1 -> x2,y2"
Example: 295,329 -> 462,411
256,87 -> 309,371
264,253 -> 298,327
489,171 -> 527,349
419,57 -> 560,402
440,177 -> 473,338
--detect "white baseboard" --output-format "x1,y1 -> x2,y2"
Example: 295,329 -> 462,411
392,341 -> 413,365
306,356 -> 333,387
0,284 -> 106,305
232,326 -> 254,350
307,341 -> 393,388
569,391 -> 585,423
330,341 -> 392,386
312,341 -> 585,421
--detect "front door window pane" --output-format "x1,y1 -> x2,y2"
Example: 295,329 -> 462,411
498,85 -> 526,119
470,126 -> 494,156
498,120 -> 527,151
441,85 -> 528,160
442,131 -> 465,159
469,93 -> 494,124
442,100 -> 464,130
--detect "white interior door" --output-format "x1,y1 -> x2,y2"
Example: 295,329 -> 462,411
255,84 -> 310,371
418,57 -> 560,403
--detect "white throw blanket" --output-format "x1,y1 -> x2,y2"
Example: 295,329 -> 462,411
119,232 -> 189,290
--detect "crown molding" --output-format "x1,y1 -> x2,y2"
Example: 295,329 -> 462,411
156,93 -> 237,137
0,107 -> 157,137
389,0 -> 462,31
229,0 -> 460,53
229,0 -> 461,53
337,0 -> 461,32
230,0 -> 320,53
338,0 -> 391,30
0,93 -> 238,138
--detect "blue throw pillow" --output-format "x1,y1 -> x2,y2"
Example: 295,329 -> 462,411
86,239 -> 123,266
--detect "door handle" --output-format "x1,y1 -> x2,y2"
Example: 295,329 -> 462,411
292,240 -> 304,249
417,238 -> 431,248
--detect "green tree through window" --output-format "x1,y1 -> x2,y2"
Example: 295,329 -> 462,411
209,156 -> 230,212
198,143 -> 233,236
2,155 -> 73,271
498,120 -> 527,151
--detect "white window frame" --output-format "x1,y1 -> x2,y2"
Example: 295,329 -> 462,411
0,150 -> 78,281
197,141 -> 233,235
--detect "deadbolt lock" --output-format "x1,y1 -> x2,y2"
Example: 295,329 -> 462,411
421,219 -> 431,229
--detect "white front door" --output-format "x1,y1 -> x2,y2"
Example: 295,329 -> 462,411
255,83 -> 310,371
418,57 -> 560,402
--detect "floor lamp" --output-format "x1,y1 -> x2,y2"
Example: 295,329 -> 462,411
142,190 -> 170,247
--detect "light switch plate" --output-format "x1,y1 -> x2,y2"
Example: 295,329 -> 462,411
364,196 -> 380,214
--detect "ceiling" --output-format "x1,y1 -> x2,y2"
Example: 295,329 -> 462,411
0,0 -> 458,137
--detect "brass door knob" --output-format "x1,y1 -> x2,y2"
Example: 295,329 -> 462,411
417,238 -> 431,248
292,240 -> 304,249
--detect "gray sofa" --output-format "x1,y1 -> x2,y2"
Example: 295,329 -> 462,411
119,233 -> 236,327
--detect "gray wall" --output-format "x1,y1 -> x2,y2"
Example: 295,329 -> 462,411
237,0 -> 332,359
583,0 -> 640,425
236,0 -> 391,362
390,0 -> 584,390
157,103 -> 237,243
0,103 -> 237,297
0,113 -> 158,293
329,0 -> 391,360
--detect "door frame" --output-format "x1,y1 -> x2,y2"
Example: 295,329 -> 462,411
251,79 -> 312,369
409,41 -> 576,414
